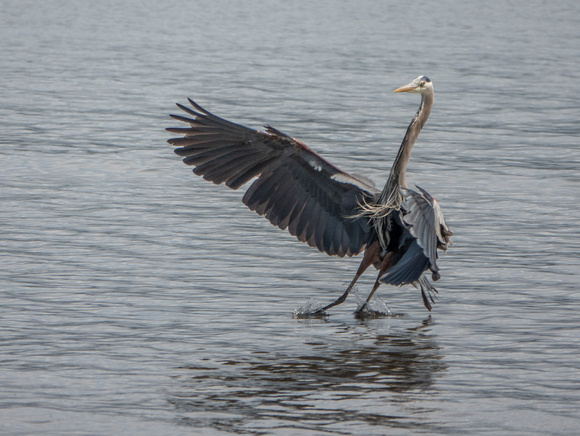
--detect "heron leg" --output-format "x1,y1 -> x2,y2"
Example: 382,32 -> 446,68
356,252 -> 395,313
317,268 -> 365,312
314,241 -> 380,313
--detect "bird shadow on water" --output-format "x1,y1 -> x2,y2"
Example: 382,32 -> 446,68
168,317 -> 447,434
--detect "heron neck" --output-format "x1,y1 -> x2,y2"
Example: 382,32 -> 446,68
380,91 -> 433,205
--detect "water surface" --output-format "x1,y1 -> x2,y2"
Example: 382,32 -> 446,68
1,0 -> 579,434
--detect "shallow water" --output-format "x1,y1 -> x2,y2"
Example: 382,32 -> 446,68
1,0 -> 580,434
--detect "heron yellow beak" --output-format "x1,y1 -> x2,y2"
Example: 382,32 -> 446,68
394,82 -> 417,93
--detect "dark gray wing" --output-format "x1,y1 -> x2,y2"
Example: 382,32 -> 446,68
167,99 -> 380,257
379,239 -> 430,286
399,186 -> 452,274
378,186 -> 451,311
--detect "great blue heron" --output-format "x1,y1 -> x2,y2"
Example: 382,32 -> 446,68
167,75 -> 452,314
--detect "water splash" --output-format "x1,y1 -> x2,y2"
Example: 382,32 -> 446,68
292,299 -> 327,318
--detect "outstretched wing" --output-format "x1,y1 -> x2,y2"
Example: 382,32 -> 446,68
167,99 -> 380,257
400,186 -> 452,274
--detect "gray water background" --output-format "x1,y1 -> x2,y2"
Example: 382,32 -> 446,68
1,0 -> 579,434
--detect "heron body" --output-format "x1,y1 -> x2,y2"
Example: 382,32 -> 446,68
167,76 -> 452,313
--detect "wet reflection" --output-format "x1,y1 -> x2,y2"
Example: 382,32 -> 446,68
169,318 -> 446,433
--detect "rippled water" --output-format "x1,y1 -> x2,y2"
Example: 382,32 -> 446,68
1,0 -> 579,434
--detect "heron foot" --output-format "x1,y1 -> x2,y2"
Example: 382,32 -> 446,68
293,310 -> 328,319
293,300 -> 328,318
354,297 -> 397,319
354,305 -> 387,319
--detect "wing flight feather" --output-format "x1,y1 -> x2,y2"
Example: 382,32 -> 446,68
167,99 -> 380,257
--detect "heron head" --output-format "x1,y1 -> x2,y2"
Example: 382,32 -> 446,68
394,76 -> 432,94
